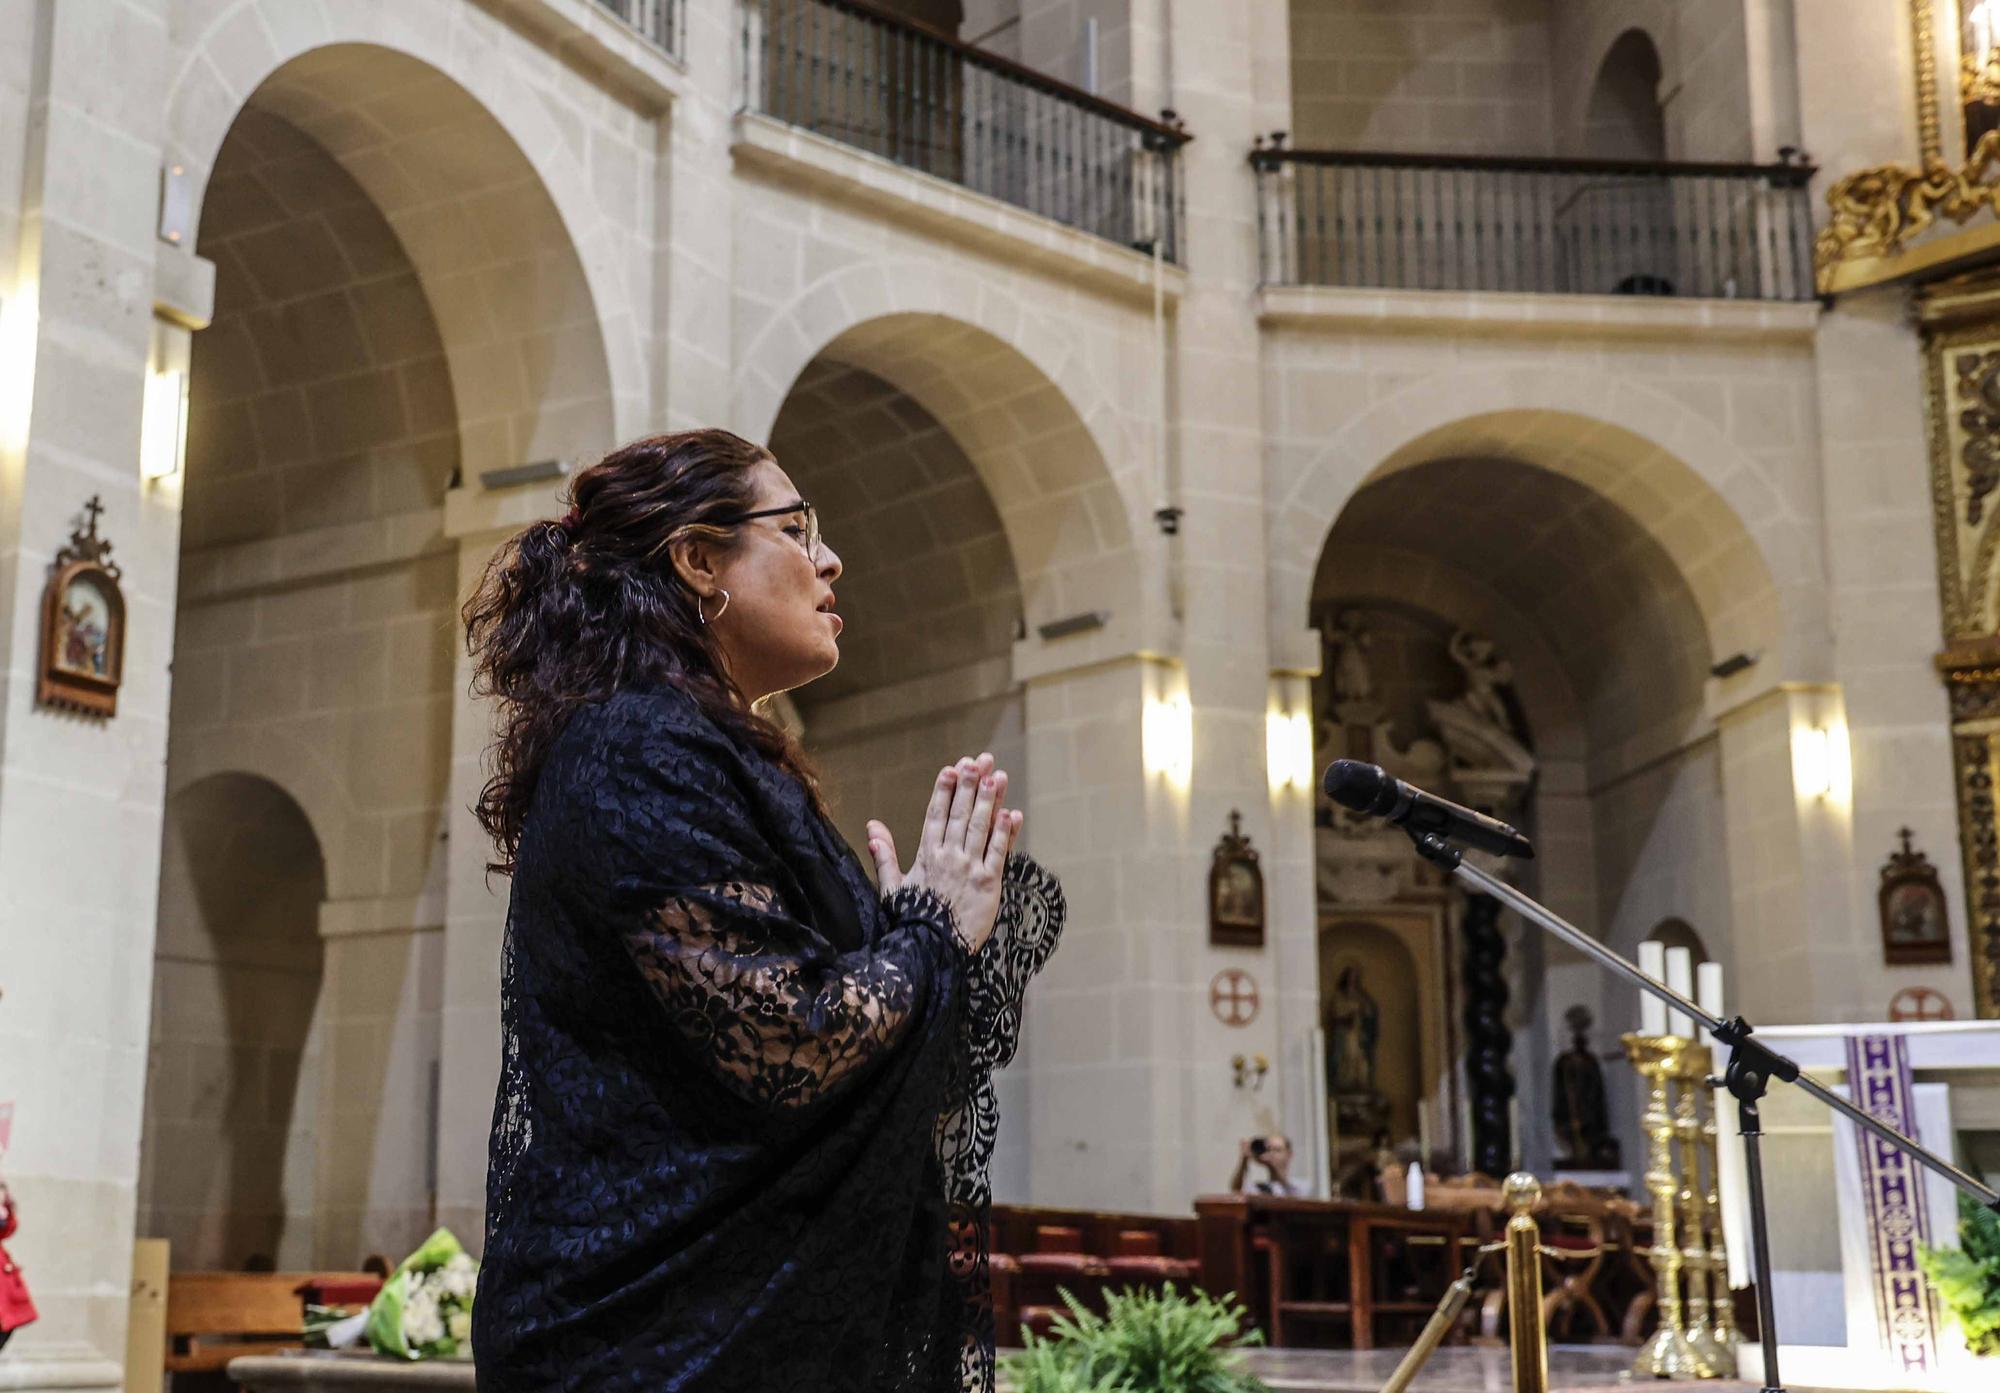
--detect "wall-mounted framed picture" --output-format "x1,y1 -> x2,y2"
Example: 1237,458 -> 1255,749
1209,809 -> 1265,949
38,496 -> 125,718
1879,827 -> 1952,966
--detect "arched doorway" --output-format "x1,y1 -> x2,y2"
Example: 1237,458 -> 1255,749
750,298 -> 1144,1204
764,347 -> 1032,1195
1584,29 -> 1667,161
139,775 -> 325,1270
158,40 -> 615,1265
1306,443 -> 1730,1180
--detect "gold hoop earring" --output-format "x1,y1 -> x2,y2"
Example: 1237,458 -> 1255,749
699,588 -> 730,626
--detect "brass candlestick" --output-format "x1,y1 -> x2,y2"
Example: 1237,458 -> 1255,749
1700,1070 -> 1743,1368
1622,1033 -> 1716,1379
1673,1043 -> 1729,1375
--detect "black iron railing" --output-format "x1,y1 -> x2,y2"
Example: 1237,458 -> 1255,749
591,0 -> 683,55
742,0 -> 1189,261
1252,147 -> 1817,302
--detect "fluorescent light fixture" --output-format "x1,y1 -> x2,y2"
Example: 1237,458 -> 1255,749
1036,610 -> 1109,642
1266,707 -> 1314,792
141,318 -> 190,482
1142,691 -> 1193,788
0,290 -> 37,454
1792,721 -> 1851,804
480,459 -> 569,490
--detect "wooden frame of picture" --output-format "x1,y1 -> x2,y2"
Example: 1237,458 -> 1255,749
1879,827 -> 1952,966
37,498 -> 125,718
1208,810 -> 1265,948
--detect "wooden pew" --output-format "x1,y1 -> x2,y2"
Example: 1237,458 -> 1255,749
986,1204 -> 1202,1345
164,1271 -> 379,1374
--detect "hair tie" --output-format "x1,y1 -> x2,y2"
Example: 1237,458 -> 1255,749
555,507 -> 582,533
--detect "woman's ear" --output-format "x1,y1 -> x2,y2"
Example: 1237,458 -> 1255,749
666,532 -> 721,598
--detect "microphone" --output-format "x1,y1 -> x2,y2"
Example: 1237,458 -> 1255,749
1323,759 -> 1535,860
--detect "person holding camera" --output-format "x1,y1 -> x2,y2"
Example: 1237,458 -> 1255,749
1230,1134 -> 1310,1197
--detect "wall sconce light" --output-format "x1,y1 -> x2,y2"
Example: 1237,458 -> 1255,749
1231,1053 -> 1269,1090
140,317 -> 190,482
0,290 -> 38,454
1792,721 -> 1851,804
1143,690 -> 1193,787
1266,707 -> 1314,793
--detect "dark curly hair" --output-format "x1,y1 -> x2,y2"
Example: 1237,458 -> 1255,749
463,428 -> 822,873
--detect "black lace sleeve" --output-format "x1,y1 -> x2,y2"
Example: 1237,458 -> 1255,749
589,697 -> 967,1112
623,880 -> 962,1109
935,854 -> 1066,1389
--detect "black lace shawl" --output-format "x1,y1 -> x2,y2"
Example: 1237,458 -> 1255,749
473,686 -> 1063,1392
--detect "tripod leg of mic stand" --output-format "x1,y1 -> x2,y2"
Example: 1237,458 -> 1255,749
1739,1099 -> 1785,1393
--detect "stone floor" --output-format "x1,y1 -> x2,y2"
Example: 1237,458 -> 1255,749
1236,1344 -> 1841,1392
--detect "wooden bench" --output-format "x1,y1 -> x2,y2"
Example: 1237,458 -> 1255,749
165,1272 -> 378,1374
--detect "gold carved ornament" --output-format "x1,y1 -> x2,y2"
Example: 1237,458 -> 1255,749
1813,132 -> 2000,291
1923,306 -> 2000,1017
1814,0 -> 2000,292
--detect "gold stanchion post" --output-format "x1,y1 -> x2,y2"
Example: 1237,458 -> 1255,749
1622,1033 -> 1715,1379
1504,1172 -> 1549,1393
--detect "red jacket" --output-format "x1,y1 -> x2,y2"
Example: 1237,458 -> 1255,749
0,1195 -> 37,1333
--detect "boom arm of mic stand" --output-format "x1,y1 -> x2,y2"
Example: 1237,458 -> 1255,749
1405,829 -> 2000,1214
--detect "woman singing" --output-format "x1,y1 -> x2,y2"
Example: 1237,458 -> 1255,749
464,429 -> 1064,1391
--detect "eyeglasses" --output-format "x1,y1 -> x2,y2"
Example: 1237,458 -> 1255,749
713,499 -> 820,559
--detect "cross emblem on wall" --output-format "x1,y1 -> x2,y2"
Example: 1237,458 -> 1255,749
1210,968 -> 1260,1028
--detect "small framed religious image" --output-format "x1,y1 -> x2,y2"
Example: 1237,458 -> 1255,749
1878,827 -> 1951,966
37,497 -> 125,718
1209,810 -> 1265,948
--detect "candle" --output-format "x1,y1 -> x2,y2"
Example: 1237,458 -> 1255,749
1666,947 -> 1694,1038
1639,940 -> 1668,1036
1696,962 -> 1725,1046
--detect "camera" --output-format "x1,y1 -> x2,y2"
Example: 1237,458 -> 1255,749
1249,1137 -> 1267,1157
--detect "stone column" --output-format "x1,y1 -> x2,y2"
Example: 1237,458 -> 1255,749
1012,0 -> 1303,1211
0,0 -> 178,1384
316,903 -> 445,1267
433,489 -> 562,1243
1713,683 -> 1863,1024
1814,289 -> 1972,1014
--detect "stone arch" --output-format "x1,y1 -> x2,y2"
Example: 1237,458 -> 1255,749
143,771 -> 326,1270
166,8 -> 639,459
735,264 -> 1144,632
1584,28 -> 1667,161
165,727 -> 365,903
1271,368 -> 1818,692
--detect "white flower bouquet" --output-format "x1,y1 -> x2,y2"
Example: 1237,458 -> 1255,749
363,1228 -> 478,1360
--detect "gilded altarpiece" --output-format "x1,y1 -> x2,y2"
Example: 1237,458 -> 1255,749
1921,274 -> 2000,1017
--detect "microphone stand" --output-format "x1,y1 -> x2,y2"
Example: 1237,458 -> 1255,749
1402,830 -> 2000,1393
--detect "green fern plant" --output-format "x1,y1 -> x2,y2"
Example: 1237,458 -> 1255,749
999,1284 -> 1270,1393
1917,1193 -> 2000,1356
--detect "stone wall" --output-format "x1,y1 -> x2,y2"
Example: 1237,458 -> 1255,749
1286,0 -> 1555,155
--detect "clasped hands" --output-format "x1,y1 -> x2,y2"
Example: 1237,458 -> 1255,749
867,752 -> 1020,954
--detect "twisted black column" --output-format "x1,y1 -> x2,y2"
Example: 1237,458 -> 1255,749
1461,892 -> 1515,1176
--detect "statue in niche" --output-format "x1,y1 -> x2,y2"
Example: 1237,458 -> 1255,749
1447,630 -> 1518,739
1323,610 -> 1376,708
1551,1005 -> 1621,1170
1325,962 -> 1382,1096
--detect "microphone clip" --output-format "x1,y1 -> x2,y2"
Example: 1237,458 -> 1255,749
1406,828 -> 1462,871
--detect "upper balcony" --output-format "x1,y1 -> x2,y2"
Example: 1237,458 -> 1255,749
1252,145 -> 1818,303
738,0 -> 1190,262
